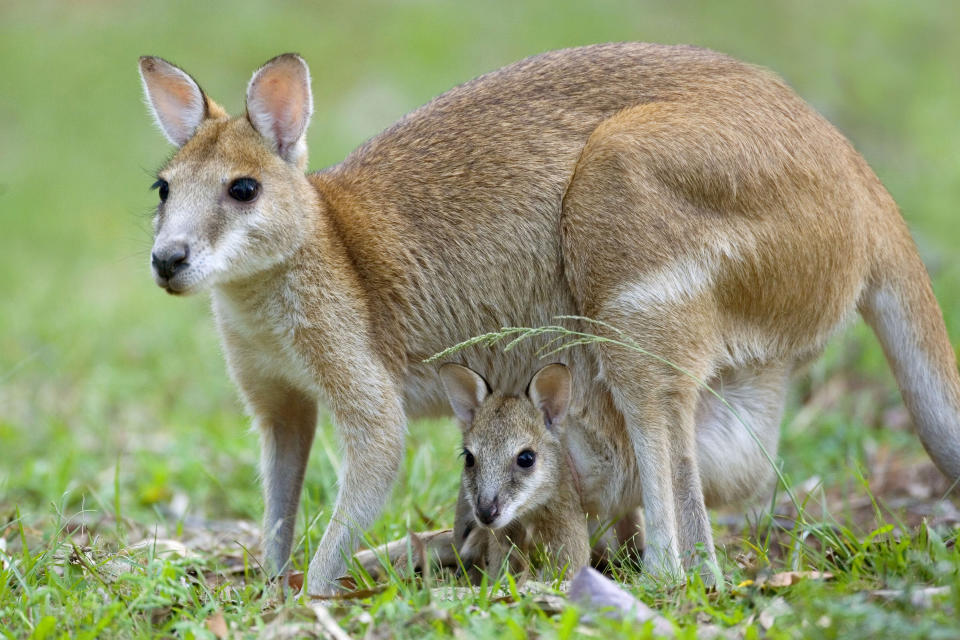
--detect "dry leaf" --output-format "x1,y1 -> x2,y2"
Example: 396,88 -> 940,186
310,584 -> 388,601
529,593 -> 569,615
149,606 -> 172,625
762,571 -> 833,588
286,572 -> 304,592
430,586 -> 478,602
205,611 -> 229,639
126,538 -> 192,558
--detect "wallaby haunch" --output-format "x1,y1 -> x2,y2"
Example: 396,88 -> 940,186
138,44 -> 960,594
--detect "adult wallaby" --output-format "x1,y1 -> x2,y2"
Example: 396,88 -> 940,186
138,43 -> 960,594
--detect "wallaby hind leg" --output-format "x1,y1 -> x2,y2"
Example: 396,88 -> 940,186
587,300 -> 721,579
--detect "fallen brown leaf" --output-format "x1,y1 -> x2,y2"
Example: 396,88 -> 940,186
205,611 -> 228,639
286,572 -> 304,592
762,571 -> 833,588
310,585 -> 389,601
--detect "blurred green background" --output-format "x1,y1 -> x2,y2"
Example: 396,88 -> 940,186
1,0 -> 959,541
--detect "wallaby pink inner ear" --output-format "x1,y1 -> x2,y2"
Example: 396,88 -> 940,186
528,363 -> 572,429
246,54 -> 313,163
438,363 -> 491,426
139,56 -> 207,147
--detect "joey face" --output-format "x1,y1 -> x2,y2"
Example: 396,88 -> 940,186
139,54 -> 315,295
439,363 -> 574,532
461,396 -> 564,530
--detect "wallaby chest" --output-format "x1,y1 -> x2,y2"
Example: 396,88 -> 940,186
211,274 -> 320,397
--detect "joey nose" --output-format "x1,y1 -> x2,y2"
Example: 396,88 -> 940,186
152,243 -> 190,279
476,498 -> 500,525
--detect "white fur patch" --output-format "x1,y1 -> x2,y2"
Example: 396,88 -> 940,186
492,478 -> 539,530
609,235 -> 754,312
623,259 -> 712,308
611,256 -> 714,311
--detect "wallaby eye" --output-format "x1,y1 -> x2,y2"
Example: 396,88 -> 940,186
228,177 -> 260,202
152,179 -> 169,202
463,449 -> 475,468
516,449 -> 536,468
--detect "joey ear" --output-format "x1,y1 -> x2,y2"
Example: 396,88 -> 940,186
139,56 -> 216,147
438,363 -> 491,425
528,363 -> 572,430
246,53 -> 313,165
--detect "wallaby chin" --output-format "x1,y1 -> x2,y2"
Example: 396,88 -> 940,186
162,284 -> 190,296
152,266 -> 209,296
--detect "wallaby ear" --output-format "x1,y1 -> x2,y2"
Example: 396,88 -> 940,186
528,363 -> 572,430
139,56 -> 211,147
246,53 -> 313,165
438,363 -> 491,425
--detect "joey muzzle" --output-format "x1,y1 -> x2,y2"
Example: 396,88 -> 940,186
475,495 -> 500,525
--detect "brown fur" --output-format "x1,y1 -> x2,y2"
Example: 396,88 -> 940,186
138,44 -> 960,592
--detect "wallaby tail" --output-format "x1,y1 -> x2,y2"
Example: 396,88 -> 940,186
860,226 -> 960,483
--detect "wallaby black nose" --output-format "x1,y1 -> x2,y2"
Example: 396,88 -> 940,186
476,498 -> 500,525
152,243 -> 190,279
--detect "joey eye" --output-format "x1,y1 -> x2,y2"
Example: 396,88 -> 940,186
516,449 -> 536,468
228,177 -> 260,202
463,449 -> 475,468
152,179 -> 169,202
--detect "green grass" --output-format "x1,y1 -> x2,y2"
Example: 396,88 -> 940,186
2,0 -> 960,637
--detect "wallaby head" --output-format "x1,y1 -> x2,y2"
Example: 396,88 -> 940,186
439,363 -> 573,530
138,54 -> 316,295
